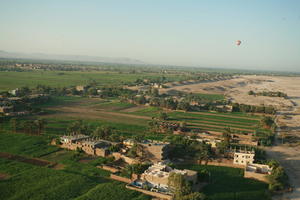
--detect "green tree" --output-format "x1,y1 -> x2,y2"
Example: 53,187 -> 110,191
10,118 -> 17,133
168,173 -> 192,200
35,119 -> 47,135
261,116 -> 275,129
159,112 -> 168,120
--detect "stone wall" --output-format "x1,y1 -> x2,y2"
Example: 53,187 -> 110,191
112,152 -> 140,165
110,174 -> 132,184
98,165 -> 120,173
95,148 -> 109,157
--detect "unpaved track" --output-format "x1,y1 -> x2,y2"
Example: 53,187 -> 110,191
45,106 -> 151,125
266,143 -> 300,200
259,76 -> 300,200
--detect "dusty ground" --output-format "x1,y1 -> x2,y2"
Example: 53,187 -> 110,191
159,75 -> 295,109
160,75 -> 300,199
0,173 -> 10,180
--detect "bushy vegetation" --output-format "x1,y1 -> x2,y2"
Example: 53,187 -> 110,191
248,90 -> 287,98
266,160 -> 289,192
232,103 -> 276,114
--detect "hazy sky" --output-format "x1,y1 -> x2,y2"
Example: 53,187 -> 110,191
0,0 -> 300,71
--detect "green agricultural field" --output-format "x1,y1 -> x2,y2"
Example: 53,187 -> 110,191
0,158 -> 99,200
0,132 -> 59,157
0,70 -> 183,91
75,182 -> 150,200
179,164 -> 270,200
92,100 -> 136,111
0,158 -> 150,200
0,132 -> 150,200
125,106 -> 263,133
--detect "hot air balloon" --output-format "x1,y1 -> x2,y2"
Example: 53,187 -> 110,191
236,40 -> 241,46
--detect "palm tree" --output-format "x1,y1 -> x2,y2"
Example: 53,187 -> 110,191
102,125 -> 114,139
35,119 -> 47,135
91,127 -> 102,139
10,118 -> 17,133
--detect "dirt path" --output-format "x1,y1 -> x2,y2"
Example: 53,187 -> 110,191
266,143 -> 300,200
0,173 -> 10,180
0,152 -> 53,167
120,105 -> 147,112
265,79 -> 300,200
45,106 -> 151,125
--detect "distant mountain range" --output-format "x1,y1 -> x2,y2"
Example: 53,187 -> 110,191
0,50 -> 144,65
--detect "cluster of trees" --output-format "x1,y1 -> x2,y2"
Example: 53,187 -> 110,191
164,135 -> 214,162
10,118 -> 47,135
1,85 -> 72,97
267,160 -> 289,192
70,85 -> 137,98
248,90 -> 287,98
255,129 -> 275,146
148,120 -> 180,134
261,116 -> 275,129
120,163 -> 151,178
0,66 -> 30,72
130,92 -> 230,113
232,103 -> 276,114
67,120 -> 122,142
134,77 -> 169,85
168,172 -> 206,200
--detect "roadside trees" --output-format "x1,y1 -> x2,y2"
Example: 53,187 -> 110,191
168,172 -> 205,200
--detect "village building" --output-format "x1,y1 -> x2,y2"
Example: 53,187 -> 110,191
244,163 -> 272,183
9,88 -> 20,96
233,149 -> 255,165
216,105 -> 233,112
76,85 -> 88,92
60,135 -> 110,157
60,134 -> 90,150
0,106 -> 14,114
137,162 -> 197,192
152,83 -> 163,89
80,140 -> 111,157
123,139 -> 136,147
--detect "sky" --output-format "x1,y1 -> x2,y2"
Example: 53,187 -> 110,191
0,0 -> 300,71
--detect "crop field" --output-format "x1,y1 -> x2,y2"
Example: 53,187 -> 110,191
0,157 -> 99,200
0,132 -> 150,200
0,70 -> 185,91
75,182 -> 151,200
123,105 -> 263,133
179,164 -> 270,200
0,157 -> 149,200
0,132 -> 59,158
31,96 -> 267,136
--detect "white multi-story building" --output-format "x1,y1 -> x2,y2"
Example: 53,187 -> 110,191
233,150 -> 255,165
